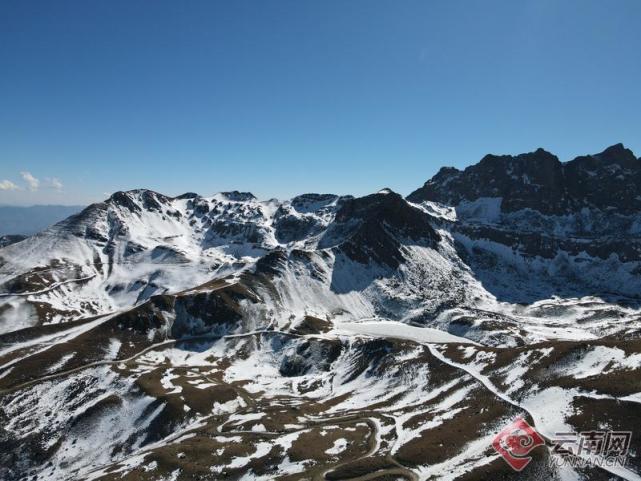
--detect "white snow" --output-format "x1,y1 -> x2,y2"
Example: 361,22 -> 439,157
325,438 -> 348,455
334,320 -> 478,345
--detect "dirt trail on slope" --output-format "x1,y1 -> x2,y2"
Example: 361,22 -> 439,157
426,343 -> 641,481
46,333 -> 420,481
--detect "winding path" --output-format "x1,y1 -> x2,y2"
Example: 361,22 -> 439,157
0,274 -> 97,298
426,343 -> 641,481
5,322 -> 636,481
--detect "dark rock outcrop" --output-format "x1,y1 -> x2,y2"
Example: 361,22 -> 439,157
408,144 -> 641,215
322,190 -> 440,268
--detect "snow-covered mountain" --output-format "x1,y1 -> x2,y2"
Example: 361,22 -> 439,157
1,145 -> 641,481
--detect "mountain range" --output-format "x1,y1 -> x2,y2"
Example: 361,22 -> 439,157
1,144 -> 640,481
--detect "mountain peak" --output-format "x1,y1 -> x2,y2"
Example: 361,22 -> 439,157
599,142 -> 626,153
408,144 -> 640,214
593,143 -> 638,168
106,189 -> 170,213
219,191 -> 256,202
174,192 -> 200,200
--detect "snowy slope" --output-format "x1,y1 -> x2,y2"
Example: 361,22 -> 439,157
1,144 -> 641,480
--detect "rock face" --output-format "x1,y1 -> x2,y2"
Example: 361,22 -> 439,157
406,144 -> 641,300
408,143 -> 641,214
1,145 -> 641,481
320,191 -> 440,268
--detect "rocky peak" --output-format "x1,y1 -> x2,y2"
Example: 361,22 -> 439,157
594,143 -> 638,167
105,189 -> 172,214
568,143 -> 639,172
478,148 -> 558,171
220,191 -> 256,202
108,191 -> 142,213
290,193 -> 340,213
408,144 -> 641,215
174,192 -> 200,200
334,190 -> 418,227
323,190 -> 440,267
408,148 -> 565,214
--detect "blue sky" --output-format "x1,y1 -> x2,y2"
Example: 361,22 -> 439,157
1,1 -> 640,205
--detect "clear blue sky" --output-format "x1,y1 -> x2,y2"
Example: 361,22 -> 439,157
1,1 -> 640,205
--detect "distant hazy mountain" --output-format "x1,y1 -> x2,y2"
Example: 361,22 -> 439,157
0,235 -> 27,248
0,204 -> 84,235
